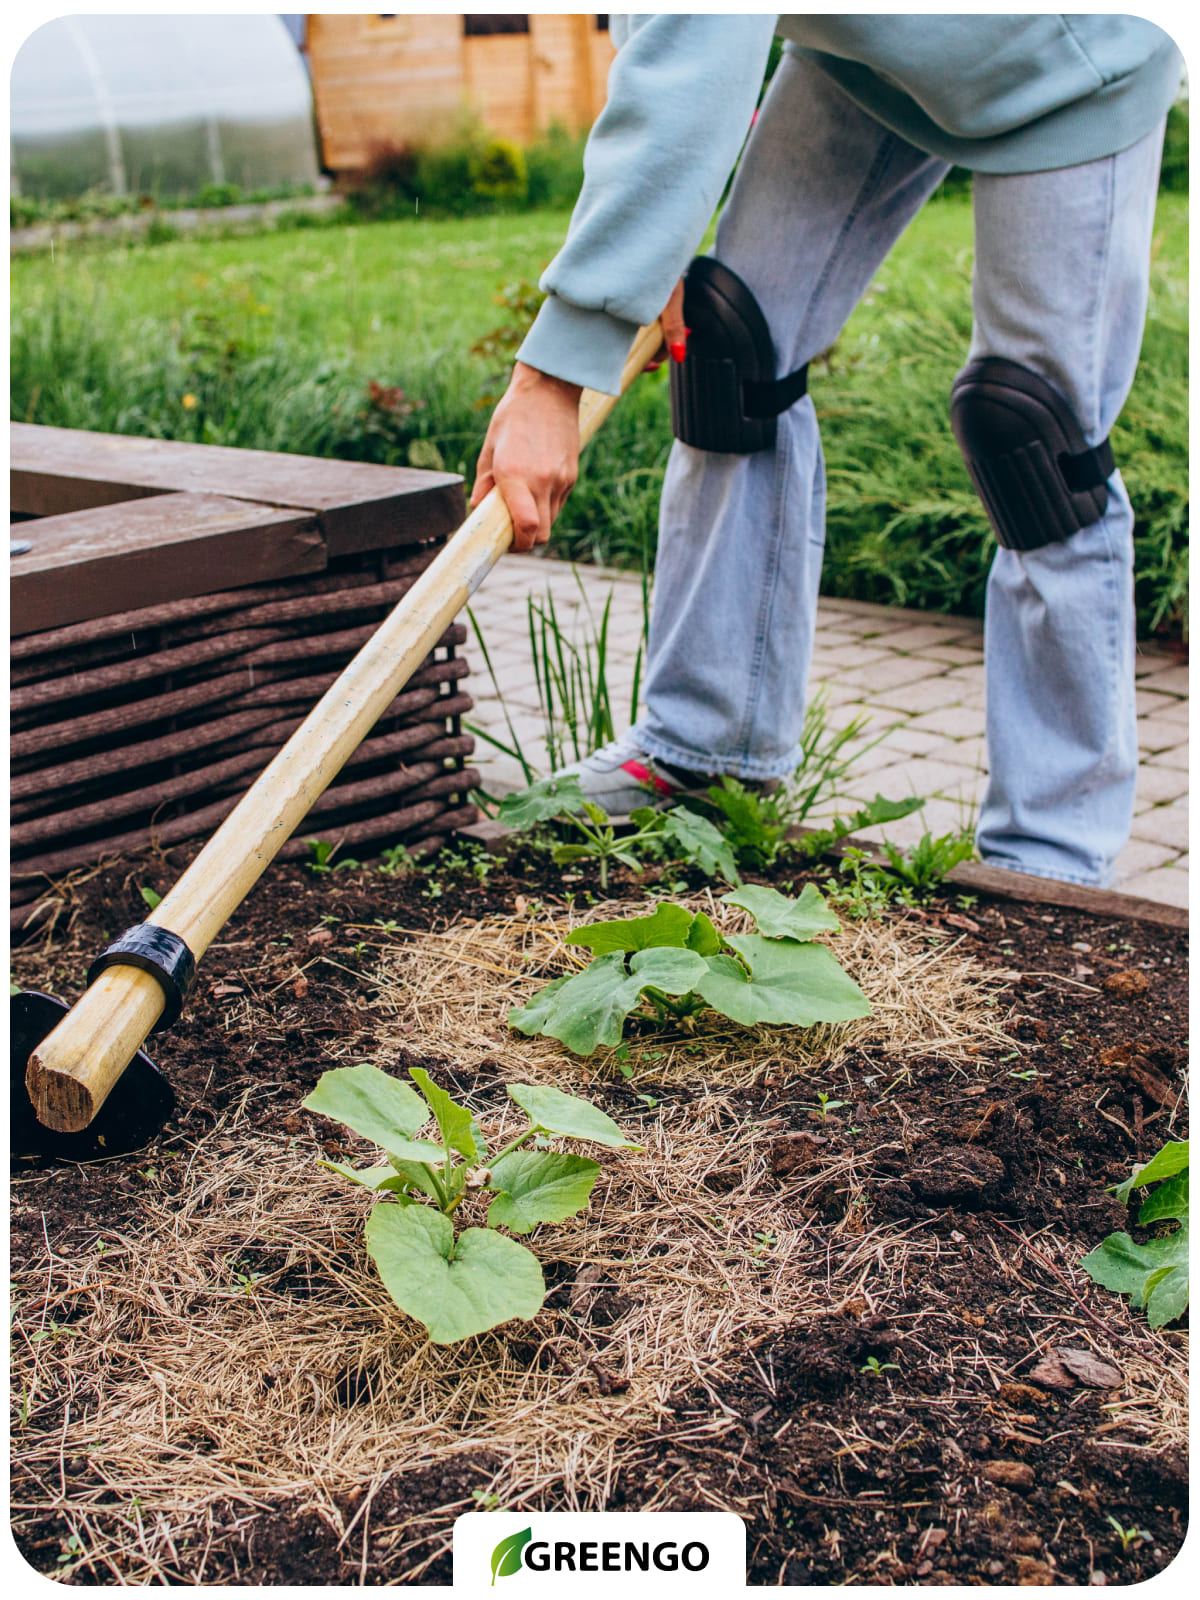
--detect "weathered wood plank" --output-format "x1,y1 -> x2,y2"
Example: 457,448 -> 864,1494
11,763 -> 479,880
10,548 -> 436,661
12,650 -> 469,758
11,731 -> 474,847
10,690 -> 472,799
10,493 -> 326,636
10,422 -> 465,555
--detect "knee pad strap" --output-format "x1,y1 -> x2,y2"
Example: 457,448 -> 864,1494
669,256 -> 808,454
950,357 -> 1113,551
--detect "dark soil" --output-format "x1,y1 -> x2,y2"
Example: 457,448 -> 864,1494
10,841 -> 1189,1585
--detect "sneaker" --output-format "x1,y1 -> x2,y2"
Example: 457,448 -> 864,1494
557,736 -> 777,819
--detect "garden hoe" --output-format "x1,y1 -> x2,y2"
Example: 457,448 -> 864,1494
11,321 -> 663,1162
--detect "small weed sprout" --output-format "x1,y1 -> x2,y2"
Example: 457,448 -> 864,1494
377,843 -> 415,878
1107,1514 -> 1153,1555
824,827 -> 974,914
306,839 -> 359,875
861,1356 -> 899,1377
823,847 -> 893,920
812,1091 -> 848,1120
876,828 -> 976,895
57,1533 -> 85,1567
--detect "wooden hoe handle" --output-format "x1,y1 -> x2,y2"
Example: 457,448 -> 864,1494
27,322 -> 665,1133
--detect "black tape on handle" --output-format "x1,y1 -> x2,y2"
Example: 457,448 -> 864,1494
87,925 -> 197,1032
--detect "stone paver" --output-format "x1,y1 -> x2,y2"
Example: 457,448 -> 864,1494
462,556 -> 1188,909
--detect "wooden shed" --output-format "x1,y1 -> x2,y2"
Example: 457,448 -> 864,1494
304,14 -> 615,172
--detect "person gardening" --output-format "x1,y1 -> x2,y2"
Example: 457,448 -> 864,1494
471,14 -> 1182,888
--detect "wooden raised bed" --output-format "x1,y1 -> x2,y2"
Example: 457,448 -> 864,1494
10,425 -> 480,933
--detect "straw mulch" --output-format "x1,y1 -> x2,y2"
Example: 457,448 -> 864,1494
10,899 -> 1183,1581
359,889 -> 1017,1085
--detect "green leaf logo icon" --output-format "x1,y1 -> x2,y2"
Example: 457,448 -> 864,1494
490,1526 -> 532,1584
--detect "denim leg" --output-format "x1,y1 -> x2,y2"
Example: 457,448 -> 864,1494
636,52 -> 949,778
970,121 -> 1165,885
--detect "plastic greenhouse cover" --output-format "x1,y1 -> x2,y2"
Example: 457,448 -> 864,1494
11,13 -> 319,199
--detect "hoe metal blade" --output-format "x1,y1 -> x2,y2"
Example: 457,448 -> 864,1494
10,991 -> 176,1162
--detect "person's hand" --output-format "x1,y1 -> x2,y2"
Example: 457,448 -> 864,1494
645,278 -> 689,371
470,362 -> 583,552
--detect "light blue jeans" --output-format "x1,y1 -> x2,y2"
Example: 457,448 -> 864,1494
635,50 -> 1165,886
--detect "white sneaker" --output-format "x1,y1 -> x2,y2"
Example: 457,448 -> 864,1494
556,736 -> 774,820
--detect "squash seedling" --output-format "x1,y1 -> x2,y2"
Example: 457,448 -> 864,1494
303,1064 -> 640,1344
510,884 -> 870,1057
1081,1138 -> 1189,1328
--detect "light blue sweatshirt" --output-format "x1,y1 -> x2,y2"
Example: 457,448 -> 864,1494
517,13 -> 1182,396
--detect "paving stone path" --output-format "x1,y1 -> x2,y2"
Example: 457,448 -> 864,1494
463,556 -> 1188,910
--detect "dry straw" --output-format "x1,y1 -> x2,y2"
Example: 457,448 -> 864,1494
11,899 -> 1183,1581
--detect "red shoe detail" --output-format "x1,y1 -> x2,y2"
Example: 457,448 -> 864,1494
621,759 -> 676,796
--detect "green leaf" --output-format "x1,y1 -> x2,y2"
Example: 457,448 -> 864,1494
508,945 -> 707,1057
491,1528 -> 532,1584
507,1082 -> 641,1148
509,951 -> 644,1055
697,935 -> 871,1028
551,843 -> 595,865
609,847 -> 645,872
497,773 -> 586,831
409,1066 -> 478,1161
1138,1171 -> 1187,1226
486,1151 -> 600,1233
302,1064 -> 429,1148
1081,1221 -> 1189,1328
374,1137 -> 448,1164
1113,1139 -> 1189,1203
686,911 -> 722,957
139,885 -> 163,910
629,945 -> 710,992
722,882 -> 840,941
851,794 -> 926,829
364,1204 -> 545,1344
659,807 -> 742,885
387,1158 -> 443,1201
318,1160 -> 412,1195
1145,1263 -> 1190,1327
567,902 -> 695,953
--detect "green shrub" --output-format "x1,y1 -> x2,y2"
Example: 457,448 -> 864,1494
1160,101 -> 1188,194
470,138 -> 528,203
195,182 -> 243,210
346,123 -> 583,221
524,124 -> 587,209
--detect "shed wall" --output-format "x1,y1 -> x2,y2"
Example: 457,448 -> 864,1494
306,14 -> 615,171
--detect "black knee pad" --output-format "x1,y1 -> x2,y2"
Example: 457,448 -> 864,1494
669,256 -> 809,454
950,357 -> 1114,551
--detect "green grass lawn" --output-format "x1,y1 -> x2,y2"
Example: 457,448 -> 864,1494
11,192 -> 1188,636
11,210 -> 575,369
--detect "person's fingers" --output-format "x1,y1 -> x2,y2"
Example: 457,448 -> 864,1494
645,278 -> 687,371
469,468 -> 495,509
662,278 -> 688,363
470,437 -> 495,508
497,473 -> 546,552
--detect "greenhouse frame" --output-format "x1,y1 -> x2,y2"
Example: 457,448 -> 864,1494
10,14 -> 320,199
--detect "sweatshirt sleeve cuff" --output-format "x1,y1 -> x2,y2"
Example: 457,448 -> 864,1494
516,295 -> 642,397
